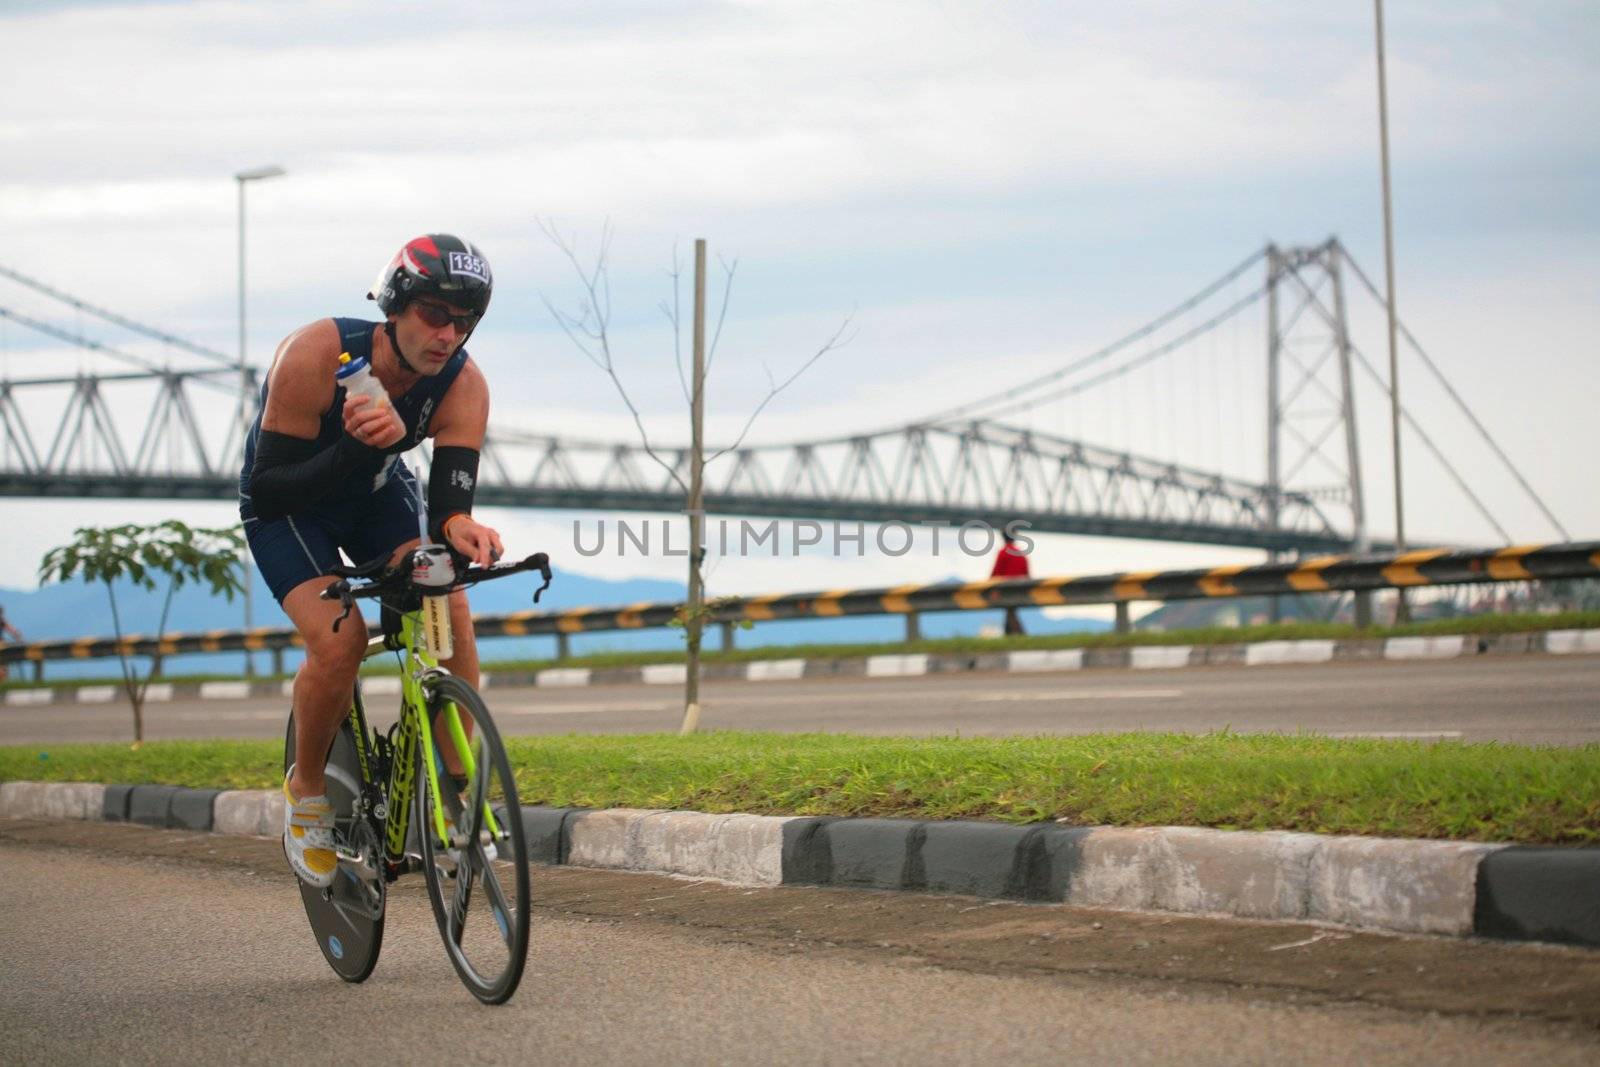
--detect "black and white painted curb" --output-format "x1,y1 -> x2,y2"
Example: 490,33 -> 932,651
4,780 -> 1595,950
6,627 -> 1598,706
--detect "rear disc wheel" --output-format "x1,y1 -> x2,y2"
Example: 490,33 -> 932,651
283,710 -> 385,983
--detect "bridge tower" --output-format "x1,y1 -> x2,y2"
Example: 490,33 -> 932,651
1265,240 -> 1371,624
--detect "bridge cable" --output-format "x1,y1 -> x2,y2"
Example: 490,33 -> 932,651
913,247 -> 1267,426
1346,340 -> 1511,543
0,263 -> 234,367
0,303 -> 240,396
1336,242 -> 1569,540
955,284 -> 1268,425
0,304 -> 167,375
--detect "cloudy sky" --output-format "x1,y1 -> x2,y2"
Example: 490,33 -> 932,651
1,0 -> 1594,604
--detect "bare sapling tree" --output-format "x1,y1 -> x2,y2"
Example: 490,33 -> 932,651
38,521 -> 245,746
540,221 -> 854,734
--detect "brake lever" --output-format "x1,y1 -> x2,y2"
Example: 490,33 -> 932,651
531,552 -> 552,604
321,579 -> 355,632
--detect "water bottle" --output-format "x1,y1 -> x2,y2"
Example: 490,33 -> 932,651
411,545 -> 456,588
335,352 -> 388,411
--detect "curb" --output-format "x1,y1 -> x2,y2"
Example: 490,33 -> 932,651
6,627 -> 1599,706
3,780 -> 1595,949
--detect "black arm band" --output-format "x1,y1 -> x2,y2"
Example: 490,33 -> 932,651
248,429 -> 383,521
428,445 -> 481,541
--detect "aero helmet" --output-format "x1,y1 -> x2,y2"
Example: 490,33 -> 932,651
367,234 -> 493,319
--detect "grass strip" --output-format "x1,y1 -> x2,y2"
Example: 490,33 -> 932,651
7,609 -> 1597,689
5,731 -> 1596,845
3,739 -> 282,791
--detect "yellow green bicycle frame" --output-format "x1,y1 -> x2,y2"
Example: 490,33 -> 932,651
370,602 -> 503,861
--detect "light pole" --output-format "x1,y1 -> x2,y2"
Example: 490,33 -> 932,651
1372,2 -> 1408,622
236,165 -> 286,675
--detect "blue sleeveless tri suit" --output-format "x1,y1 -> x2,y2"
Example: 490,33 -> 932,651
238,317 -> 467,603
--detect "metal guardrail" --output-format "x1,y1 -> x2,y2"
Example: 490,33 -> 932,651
4,541 -> 1596,672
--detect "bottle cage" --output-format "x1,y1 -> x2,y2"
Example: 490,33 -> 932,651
380,587 -> 426,649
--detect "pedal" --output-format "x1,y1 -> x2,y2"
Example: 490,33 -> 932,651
385,855 -> 424,881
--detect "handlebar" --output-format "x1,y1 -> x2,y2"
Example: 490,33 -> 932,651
319,550 -> 553,633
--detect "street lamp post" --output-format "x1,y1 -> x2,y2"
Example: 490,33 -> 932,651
236,165 -> 286,676
1372,2 -> 1409,623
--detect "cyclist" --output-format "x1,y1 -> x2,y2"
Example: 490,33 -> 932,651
239,234 -> 504,889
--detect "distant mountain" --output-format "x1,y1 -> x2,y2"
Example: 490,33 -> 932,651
1,567 -> 1108,681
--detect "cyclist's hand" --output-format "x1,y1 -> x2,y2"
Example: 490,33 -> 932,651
443,515 -> 504,567
342,394 -> 406,449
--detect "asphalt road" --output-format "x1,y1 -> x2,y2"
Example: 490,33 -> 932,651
3,821 -> 1598,1066
6,654 -> 1597,746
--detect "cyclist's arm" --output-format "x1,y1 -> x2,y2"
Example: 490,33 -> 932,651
248,320 -> 384,520
430,357 -> 489,451
426,360 -> 501,563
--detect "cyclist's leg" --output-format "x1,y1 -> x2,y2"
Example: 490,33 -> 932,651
248,511 -> 362,887
280,576 -> 368,801
346,474 -> 482,771
249,509 -> 365,802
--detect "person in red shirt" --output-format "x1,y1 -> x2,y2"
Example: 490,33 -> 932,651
990,533 -> 1031,635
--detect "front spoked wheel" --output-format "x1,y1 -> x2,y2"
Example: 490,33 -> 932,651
415,676 -> 530,1005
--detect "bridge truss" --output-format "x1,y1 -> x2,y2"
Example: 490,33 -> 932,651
0,366 -> 1350,552
0,240 -> 1561,554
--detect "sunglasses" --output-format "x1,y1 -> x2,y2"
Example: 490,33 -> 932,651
412,301 -> 478,332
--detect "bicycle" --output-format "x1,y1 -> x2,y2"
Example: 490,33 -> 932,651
282,545 -> 552,1004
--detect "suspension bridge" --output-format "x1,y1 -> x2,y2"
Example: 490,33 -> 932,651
0,241 -> 1567,555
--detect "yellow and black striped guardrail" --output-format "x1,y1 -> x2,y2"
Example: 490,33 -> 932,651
4,541 -> 1596,669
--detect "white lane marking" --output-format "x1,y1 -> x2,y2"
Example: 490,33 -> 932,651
1324,730 -> 1464,739
500,687 -> 1186,715
1268,931 -> 1351,952
495,700 -> 674,716
551,688 -> 1177,708
141,710 -> 291,722
974,689 -> 1182,702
